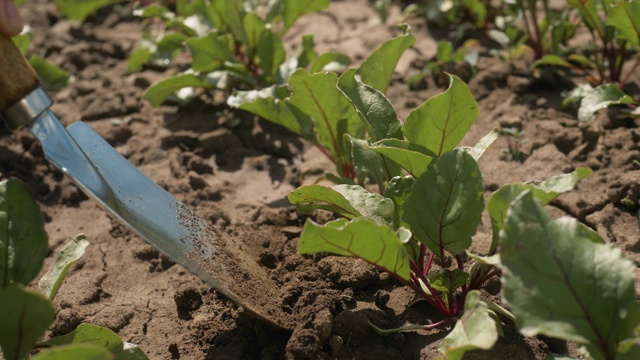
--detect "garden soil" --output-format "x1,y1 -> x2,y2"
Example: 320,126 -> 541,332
2,0 -> 639,359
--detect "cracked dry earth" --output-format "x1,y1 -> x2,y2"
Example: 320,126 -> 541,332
1,0 -> 639,359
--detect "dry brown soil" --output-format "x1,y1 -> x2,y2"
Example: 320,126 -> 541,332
2,0 -> 639,359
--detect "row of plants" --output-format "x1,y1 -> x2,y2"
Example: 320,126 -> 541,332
229,33 -> 639,358
3,0 -> 638,359
389,0 -> 639,121
124,0 -> 639,357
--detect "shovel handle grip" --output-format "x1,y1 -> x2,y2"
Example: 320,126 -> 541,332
0,35 -> 40,111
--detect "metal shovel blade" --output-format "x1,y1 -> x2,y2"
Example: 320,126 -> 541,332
29,110 -> 291,330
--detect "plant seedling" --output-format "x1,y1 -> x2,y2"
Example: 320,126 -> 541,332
0,178 -> 148,360
501,126 -> 527,162
128,0 -> 354,107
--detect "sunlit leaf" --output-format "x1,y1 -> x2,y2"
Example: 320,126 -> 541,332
144,74 -> 212,107
359,25 -> 415,93
578,84 -> 634,122
499,192 -> 639,360
368,139 -> 434,178
402,150 -> 484,256
228,85 -> 312,136
29,56 -> 72,92
403,74 -> 478,156
338,68 -> 402,141
439,291 -> 498,359
298,218 -> 411,280
39,234 -> 89,300
282,0 -> 330,32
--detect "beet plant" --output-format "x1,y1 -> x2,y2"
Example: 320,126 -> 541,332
0,179 -> 148,360
229,27 -> 415,184
530,0 -> 639,121
498,190 -> 640,360
228,27 -> 622,354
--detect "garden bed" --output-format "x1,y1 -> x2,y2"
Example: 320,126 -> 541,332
1,0 -> 639,359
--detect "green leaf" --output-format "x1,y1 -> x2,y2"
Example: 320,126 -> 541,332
359,25 -> 415,93
31,344 -> 113,360
44,323 -> 149,359
211,1 -> 247,47
287,69 -> 362,159
297,34 -> 316,69
257,32 -> 286,82
334,184 -> 394,226
289,185 -> 362,219
402,74 -> 478,156
532,54 -> 572,68
155,32 -> 189,62
402,150 -> 484,256
29,56 -> 72,92
529,167 -> 592,195
0,285 -> 55,360
384,176 -> 415,228
349,136 -> 398,187
128,47 -> 153,73
567,0 -> 604,38
436,41 -> 454,62
298,218 -> 411,281
282,0 -> 330,33
607,1 -> 640,46
0,178 -> 48,287
499,192 -> 639,360
578,84 -> 634,122
461,128 -> 499,160
337,68 -> 402,141
368,139 -> 434,178
38,234 -> 89,300
427,269 -> 469,293
55,0 -> 118,22
227,85 -> 313,137
185,32 -> 234,72
307,52 -> 351,73
242,12 -> 266,50
487,167 -> 592,253
438,291 -> 499,359
289,184 -> 394,226
136,4 -> 170,18
12,33 -> 31,54
144,74 -> 212,107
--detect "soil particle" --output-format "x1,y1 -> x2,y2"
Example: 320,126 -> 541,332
49,308 -> 84,335
89,305 -> 135,332
317,256 -> 379,289
174,284 -> 204,320
607,171 -> 640,210
57,270 -> 108,306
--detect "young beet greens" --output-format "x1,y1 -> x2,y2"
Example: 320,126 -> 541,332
528,0 -> 640,121
228,27 -> 634,357
0,179 -> 148,360
499,191 -> 640,360
128,0 -> 353,107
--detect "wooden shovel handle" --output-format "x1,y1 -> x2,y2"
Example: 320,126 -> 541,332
0,34 -> 40,111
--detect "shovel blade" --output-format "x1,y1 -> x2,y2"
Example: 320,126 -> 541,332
30,113 -> 291,330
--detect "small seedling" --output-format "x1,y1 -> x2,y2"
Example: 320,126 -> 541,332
128,0 -> 354,107
501,126 -> 527,162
